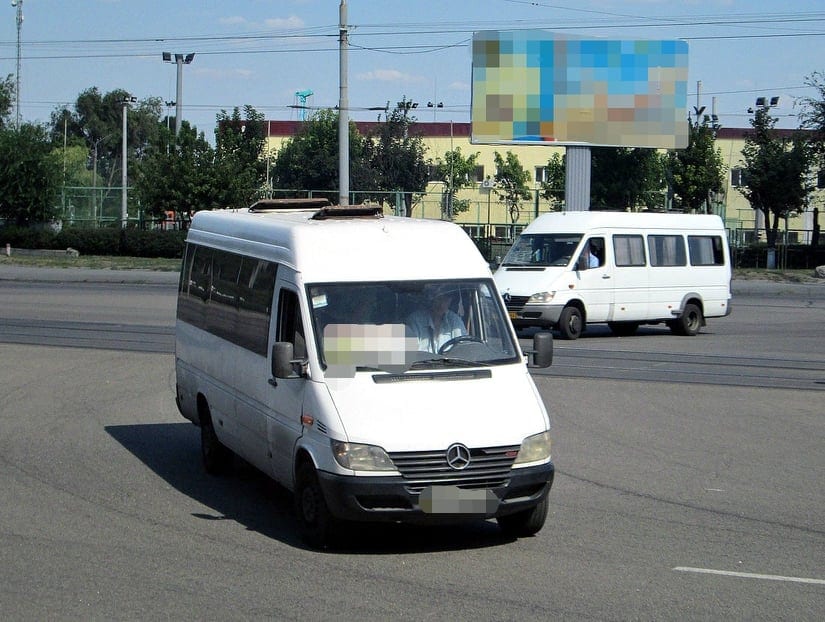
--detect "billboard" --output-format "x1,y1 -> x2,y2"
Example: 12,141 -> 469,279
471,31 -> 689,149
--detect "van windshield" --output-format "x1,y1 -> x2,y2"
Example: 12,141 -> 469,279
502,233 -> 583,267
307,280 -> 520,376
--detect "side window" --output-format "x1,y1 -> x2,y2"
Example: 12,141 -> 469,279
189,245 -> 213,300
688,235 -> 725,266
577,236 -> 605,269
211,250 -> 243,307
277,289 -> 307,359
648,235 -> 687,267
613,235 -> 646,267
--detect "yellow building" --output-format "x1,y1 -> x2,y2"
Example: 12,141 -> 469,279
264,120 -> 822,247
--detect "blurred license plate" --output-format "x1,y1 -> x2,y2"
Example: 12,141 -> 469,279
419,486 -> 499,514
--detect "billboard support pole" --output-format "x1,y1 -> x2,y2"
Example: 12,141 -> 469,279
564,146 -> 591,211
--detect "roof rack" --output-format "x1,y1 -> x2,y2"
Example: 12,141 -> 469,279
311,205 -> 384,220
249,198 -> 331,212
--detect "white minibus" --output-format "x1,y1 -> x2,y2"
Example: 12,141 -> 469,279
175,200 -> 554,547
494,211 -> 732,339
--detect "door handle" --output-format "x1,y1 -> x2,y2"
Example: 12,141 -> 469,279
602,274 -> 611,279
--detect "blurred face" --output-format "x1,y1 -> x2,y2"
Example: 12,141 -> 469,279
431,294 -> 451,317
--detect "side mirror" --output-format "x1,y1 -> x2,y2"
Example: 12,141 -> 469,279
527,331 -> 553,368
272,341 -> 295,379
576,255 -> 588,271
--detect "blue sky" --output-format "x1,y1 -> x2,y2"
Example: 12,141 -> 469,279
0,0 -> 822,137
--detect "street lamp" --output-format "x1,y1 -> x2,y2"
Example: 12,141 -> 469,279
121,96 -> 137,228
162,52 -> 194,136
748,96 -> 779,114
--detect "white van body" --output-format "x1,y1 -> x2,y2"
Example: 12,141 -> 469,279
494,211 -> 732,339
175,203 -> 554,546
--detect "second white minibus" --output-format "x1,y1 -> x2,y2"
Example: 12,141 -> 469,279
494,211 -> 732,339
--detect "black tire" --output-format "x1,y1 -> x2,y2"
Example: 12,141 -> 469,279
607,321 -> 639,337
670,302 -> 703,336
295,462 -> 338,548
557,306 -> 583,340
200,409 -> 232,475
497,495 -> 549,537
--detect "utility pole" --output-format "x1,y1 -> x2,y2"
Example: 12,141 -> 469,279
121,96 -> 136,228
338,0 -> 349,206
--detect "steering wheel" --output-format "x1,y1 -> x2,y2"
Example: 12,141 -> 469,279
437,335 -> 483,354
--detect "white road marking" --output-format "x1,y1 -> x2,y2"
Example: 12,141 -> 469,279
674,567 -> 825,585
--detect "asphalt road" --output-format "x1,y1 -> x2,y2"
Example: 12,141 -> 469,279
0,267 -> 823,620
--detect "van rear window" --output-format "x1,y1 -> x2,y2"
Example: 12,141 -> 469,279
688,235 -> 725,266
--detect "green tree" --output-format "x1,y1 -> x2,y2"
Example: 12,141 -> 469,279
591,147 -> 665,210
431,147 -> 479,219
539,152 -> 566,209
739,107 -> 814,248
493,150 -> 532,223
798,71 -> 825,163
368,102 -> 429,216
0,124 -> 62,225
213,106 -> 268,208
271,109 -> 380,204
50,88 -> 162,192
0,74 -> 16,128
665,120 -> 725,213
134,121 -> 218,221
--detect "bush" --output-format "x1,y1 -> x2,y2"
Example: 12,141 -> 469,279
0,225 -> 186,258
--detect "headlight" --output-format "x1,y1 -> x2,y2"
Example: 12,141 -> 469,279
331,440 -> 395,471
527,291 -> 555,304
514,431 -> 552,465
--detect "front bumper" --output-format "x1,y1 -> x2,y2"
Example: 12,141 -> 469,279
316,461 -> 555,523
508,303 -> 564,329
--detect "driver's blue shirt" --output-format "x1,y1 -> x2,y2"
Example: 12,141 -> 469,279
406,309 -> 466,354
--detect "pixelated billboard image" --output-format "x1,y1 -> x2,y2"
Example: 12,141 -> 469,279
471,31 -> 689,149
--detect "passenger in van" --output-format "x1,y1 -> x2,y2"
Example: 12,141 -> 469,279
579,241 -> 601,269
405,284 -> 466,354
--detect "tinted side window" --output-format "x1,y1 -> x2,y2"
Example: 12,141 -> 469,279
648,235 -> 686,267
688,235 -> 725,266
613,235 -> 646,267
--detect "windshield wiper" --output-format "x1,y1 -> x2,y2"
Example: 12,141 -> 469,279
407,357 -> 488,370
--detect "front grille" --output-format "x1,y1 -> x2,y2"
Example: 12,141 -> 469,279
388,445 -> 519,492
504,295 -> 530,311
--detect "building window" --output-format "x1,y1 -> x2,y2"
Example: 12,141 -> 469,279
731,168 -> 746,187
473,165 -> 485,182
534,166 -> 547,184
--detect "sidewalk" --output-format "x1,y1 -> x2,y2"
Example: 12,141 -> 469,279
1,263 -> 823,298
0,264 -> 180,285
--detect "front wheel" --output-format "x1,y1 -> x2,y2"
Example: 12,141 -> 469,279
557,306 -> 583,340
497,494 -> 549,537
669,302 -> 703,336
295,462 -> 339,548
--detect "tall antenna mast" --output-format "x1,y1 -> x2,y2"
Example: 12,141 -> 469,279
12,0 -> 23,129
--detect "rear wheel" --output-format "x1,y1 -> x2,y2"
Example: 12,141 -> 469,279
200,407 -> 232,475
557,306 -> 583,340
669,302 -> 703,336
497,495 -> 549,537
295,462 -> 339,548
607,321 -> 639,337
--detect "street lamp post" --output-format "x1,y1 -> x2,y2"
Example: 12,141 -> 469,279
162,52 -> 194,136
121,96 -> 136,228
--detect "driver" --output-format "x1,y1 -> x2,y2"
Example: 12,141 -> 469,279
405,284 -> 466,354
